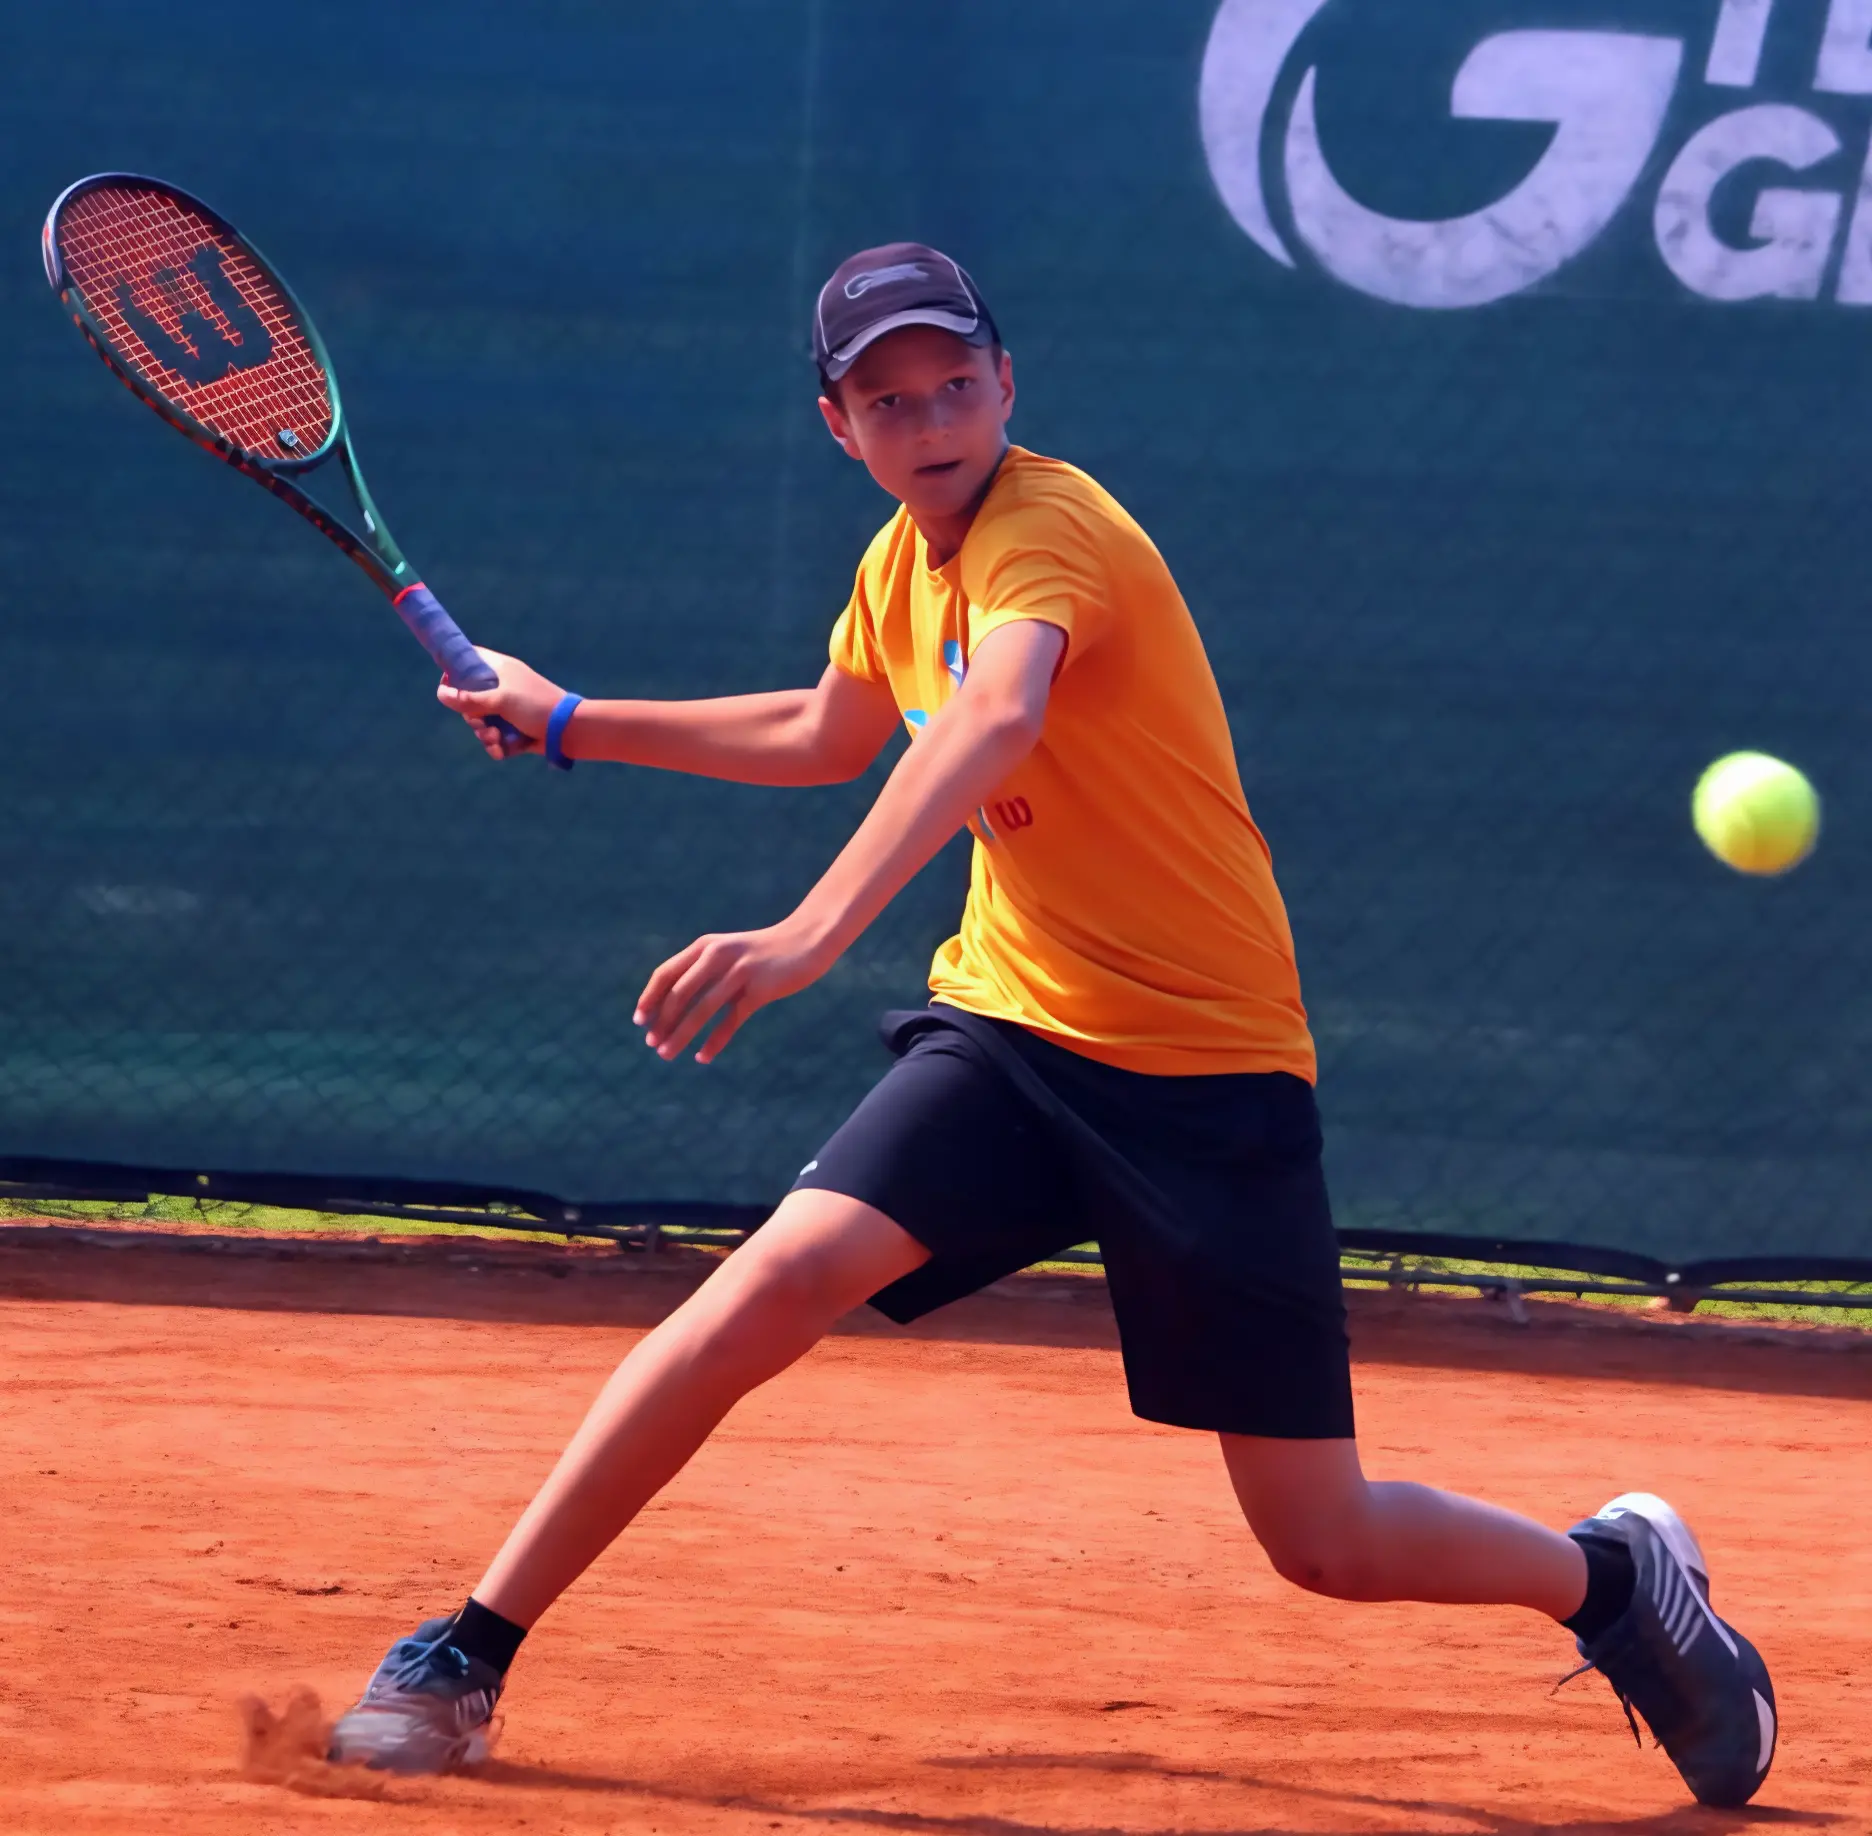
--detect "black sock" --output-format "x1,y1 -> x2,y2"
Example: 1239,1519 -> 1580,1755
1562,1533 -> 1636,1644
447,1597 -> 528,1676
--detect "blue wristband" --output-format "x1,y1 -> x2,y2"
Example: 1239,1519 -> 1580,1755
544,692 -> 583,772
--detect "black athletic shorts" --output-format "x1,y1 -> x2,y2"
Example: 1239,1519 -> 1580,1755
791,1005 -> 1354,1440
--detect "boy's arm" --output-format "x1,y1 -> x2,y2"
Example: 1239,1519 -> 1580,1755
636,618 -> 1067,1064
438,653 -> 900,787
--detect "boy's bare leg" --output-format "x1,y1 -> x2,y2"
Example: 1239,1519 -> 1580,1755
1220,1434 -> 1588,1618
472,1189 -> 929,1628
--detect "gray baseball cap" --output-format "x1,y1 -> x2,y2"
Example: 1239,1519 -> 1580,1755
813,241 -> 999,382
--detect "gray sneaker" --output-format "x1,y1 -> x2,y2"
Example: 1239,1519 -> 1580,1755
1564,1493 -> 1776,1807
327,1615 -> 504,1774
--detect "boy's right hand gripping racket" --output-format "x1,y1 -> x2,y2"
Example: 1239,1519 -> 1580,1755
41,172 -> 540,761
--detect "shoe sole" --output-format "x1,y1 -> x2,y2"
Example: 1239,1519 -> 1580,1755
328,1705 -> 493,1774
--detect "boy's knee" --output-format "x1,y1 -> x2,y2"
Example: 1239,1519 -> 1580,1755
1223,1439 -> 1386,1601
676,1194 -> 921,1392
729,1237 -> 855,1323
715,1192 -> 917,1329
704,1235 -> 858,1357
1258,1525 -> 1379,1601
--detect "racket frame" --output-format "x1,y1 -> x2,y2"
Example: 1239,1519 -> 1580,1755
44,172 -> 538,756
43,172 -> 418,600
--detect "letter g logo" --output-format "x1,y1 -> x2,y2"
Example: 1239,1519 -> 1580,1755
1200,0 -> 1682,308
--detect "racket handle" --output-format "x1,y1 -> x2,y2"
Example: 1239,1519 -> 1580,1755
392,581 -> 531,758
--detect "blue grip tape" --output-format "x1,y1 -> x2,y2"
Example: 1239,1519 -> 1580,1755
392,581 -> 528,754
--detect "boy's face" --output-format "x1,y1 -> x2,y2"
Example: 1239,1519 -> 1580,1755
818,326 -> 1015,521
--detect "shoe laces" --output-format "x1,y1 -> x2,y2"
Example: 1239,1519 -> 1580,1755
389,1636 -> 472,1692
1553,1657 -> 1645,1750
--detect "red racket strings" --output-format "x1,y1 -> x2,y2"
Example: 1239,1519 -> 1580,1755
55,182 -> 332,463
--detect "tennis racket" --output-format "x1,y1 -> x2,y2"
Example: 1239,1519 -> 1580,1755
42,171 -> 533,758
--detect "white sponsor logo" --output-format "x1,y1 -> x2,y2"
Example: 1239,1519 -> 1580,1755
845,263 -> 929,298
1200,0 -> 1872,307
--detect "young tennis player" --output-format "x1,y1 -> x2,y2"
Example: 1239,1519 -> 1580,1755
328,245 -> 1775,1806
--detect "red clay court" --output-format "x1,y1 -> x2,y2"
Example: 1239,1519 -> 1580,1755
3,1224 -> 1868,1835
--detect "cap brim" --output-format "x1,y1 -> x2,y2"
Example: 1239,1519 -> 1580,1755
823,307 -> 993,380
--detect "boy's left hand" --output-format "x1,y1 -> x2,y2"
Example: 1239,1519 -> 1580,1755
635,920 -> 838,1064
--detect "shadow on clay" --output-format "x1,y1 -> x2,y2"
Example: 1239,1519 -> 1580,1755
927,1752 -> 1840,1835
468,1746 -> 1839,1836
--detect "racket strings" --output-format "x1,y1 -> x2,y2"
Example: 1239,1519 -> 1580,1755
56,184 -> 333,463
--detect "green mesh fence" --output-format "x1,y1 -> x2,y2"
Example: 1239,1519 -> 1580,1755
3,0 -> 1869,1278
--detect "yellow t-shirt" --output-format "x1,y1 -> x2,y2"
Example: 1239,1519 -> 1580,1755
828,445 -> 1314,1080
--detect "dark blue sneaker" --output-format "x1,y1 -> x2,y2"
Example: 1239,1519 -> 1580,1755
1565,1493 -> 1776,1807
327,1615 -> 504,1774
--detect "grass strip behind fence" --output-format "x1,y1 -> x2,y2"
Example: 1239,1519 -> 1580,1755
4,1195 -> 1868,1330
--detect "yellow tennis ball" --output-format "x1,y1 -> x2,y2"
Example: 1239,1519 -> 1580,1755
1692,752 -> 1819,876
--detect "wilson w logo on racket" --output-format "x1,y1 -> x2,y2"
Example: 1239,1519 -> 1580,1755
113,247 -> 275,386
42,172 -> 537,761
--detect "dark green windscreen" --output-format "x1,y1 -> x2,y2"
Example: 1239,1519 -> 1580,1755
4,0 -> 1867,1270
